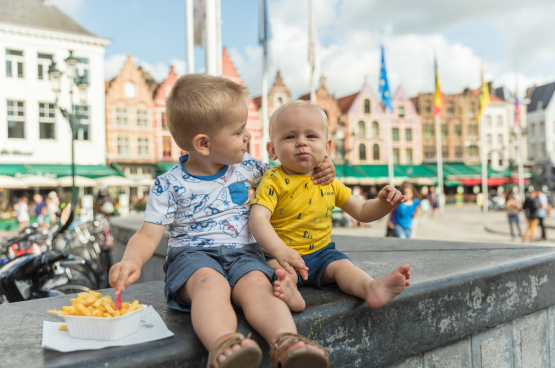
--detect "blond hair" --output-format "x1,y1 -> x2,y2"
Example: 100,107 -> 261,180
165,74 -> 249,150
268,100 -> 329,140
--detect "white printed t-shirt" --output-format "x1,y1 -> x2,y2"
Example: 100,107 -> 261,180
144,153 -> 271,249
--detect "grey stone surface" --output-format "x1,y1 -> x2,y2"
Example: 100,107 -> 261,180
549,306 -> 555,368
512,310 -> 549,368
387,355 -> 422,368
3,219 -> 555,367
423,339 -> 471,368
471,323 -> 513,368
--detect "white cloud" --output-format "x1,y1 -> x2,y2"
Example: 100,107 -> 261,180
52,0 -> 85,17
104,54 -> 187,82
233,0 -> 555,100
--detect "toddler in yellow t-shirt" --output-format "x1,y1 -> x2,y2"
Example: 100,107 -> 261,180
250,100 -> 412,312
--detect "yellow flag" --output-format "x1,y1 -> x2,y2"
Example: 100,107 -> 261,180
478,62 -> 490,119
433,55 -> 443,116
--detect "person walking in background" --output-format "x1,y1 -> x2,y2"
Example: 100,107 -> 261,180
429,186 -> 439,217
522,191 -> 539,242
504,192 -> 522,240
535,189 -> 548,241
14,196 -> 30,230
389,182 -> 420,239
33,194 -> 46,226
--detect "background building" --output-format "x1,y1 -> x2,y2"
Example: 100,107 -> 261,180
412,89 -> 480,165
0,0 -> 109,167
105,56 -> 156,197
526,82 -> 555,188
253,70 -> 292,118
153,65 -> 181,163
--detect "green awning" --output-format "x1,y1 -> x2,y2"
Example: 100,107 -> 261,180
0,164 -> 123,178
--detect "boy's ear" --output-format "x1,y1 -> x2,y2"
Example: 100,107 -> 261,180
191,134 -> 211,156
326,138 -> 332,155
267,142 -> 278,160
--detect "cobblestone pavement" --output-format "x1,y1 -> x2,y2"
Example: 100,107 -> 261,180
332,204 -> 555,244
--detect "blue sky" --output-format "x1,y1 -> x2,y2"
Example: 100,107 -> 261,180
53,0 -> 555,98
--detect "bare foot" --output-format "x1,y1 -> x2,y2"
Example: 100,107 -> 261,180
365,264 -> 411,309
274,269 -> 306,312
217,338 -> 257,365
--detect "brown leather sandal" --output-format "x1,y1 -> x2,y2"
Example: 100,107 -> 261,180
207,332 -> 262,368
270,332 -> 329,368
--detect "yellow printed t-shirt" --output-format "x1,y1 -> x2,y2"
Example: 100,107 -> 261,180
251,166 -> 351,256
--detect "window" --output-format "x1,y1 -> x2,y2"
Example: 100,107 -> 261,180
486,134 -> 492,146
485,116 -> 491,127
373,144 -> 380,161
441,124 -> 447,138
442,145 -> 448,158
468,125 -> 478,136
357,121 -> 366,137
497,116 -> 503,127
74,105 -> 90,140
137,137 -> 150,157
37,53 -> 52,80
405,128 -> 412,142
497,134 -> 503,147
406,148 -> 413,164
6,49 -> 23,78
455,146 -> 463,158
469,107 -> 475,118
392,128 -> 399,141
137,110 -> 149,128
398,105 -> 405,118
116,108 -> 128,127
540,122 -> 544,135
393,148 -> 400,164
359,143 -> 367,161
423,124 -> 434,138
425,105 -> 432,115
277,97 -> 283,106
39,102 -> 56,139
530,123 -> 535,137
499,158 -> 504,166
163,136 -> 172,158
161,112 -> 168,129
117,136 -> 130,157
372,121 -> 379,136
447,104 -> 454,116
7,100 -> 25,138
542,143 -> 546,157
364,99 -> 371,114
424,146 -> 435,159
454,125 -> 461,138
469,145 -> 479,158
124,81 -> 136,98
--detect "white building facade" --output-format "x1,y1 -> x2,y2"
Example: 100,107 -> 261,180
0,0 -> 110,166
526,82 -> 555,187
480,98 -> 512,171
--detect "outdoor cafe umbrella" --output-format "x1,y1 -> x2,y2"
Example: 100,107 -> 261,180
96,176 -> 135,187
19,175 -> 59,187
0,175 -> 30,189
57,176 -> 97,187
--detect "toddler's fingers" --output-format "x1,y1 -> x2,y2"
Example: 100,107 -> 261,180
299,269 -> 308,280
115,267 -> 131,294
282,261 -> 294,274
109,266 -> 120,289
386,188 -> 396,203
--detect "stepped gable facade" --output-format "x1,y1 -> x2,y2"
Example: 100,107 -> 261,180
153,65 -> 181,162
253,70 -> 292,117
222,48 -> 262,159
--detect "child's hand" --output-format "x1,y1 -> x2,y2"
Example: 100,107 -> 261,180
275,247 -> 309,280
109,259 -> 142,295
378,185 -> 407,206
312,154 -> 335,185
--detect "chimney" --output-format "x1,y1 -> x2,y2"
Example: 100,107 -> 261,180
170,65 -> 175,74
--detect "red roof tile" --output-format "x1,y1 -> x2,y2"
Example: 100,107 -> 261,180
337,92 -> 358,113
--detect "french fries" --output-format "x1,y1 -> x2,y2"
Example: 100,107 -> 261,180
47,290 -> 144,318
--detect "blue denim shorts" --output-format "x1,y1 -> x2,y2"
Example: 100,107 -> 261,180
163,243 -> 276,312
266,242 -> 350,290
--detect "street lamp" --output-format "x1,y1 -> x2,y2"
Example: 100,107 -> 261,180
48,50 -> 90,209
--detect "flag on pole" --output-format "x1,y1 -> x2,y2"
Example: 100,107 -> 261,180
193,0 -> 205,46
259,0 -> 271,56
433,55 -> 444,117
308,0 -> 315,71
478,62 -> 490,118
379,45 -> 392,112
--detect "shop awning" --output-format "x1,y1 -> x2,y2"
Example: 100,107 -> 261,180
0,164 -> 33,177
0,164 -> 123,178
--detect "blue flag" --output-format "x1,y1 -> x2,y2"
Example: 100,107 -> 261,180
259,0 -> 271,56
379,44 -> 392,112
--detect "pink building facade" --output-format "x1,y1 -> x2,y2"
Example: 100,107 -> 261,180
153,65 -> 181,162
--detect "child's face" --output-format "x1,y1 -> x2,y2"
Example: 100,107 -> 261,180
209,100 -> 251,165
268,105 -> 331,175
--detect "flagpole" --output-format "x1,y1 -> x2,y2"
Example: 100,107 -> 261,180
186,0 -> 195,74
260,0 -> 269,163
386,110 -> 394,187
435,114 -> 444,214
516,64 -> 524,200
205,0 -> 217,75
309,0 -> 316,102
215,0 -> 222,75
481,113 -> 488,213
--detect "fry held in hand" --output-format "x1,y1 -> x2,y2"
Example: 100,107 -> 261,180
47,290 -> 144,318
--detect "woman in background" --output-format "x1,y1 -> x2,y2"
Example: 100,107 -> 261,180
389,182 -> 421,239
14,196 -> 30,230
504,192 -> 522,240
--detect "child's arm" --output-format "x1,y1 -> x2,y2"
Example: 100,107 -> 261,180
109,221 -> 166,294
341,185 -> 407,223
249,204 -> 309,280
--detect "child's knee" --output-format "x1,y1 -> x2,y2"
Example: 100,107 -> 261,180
187,268 -> 230,294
